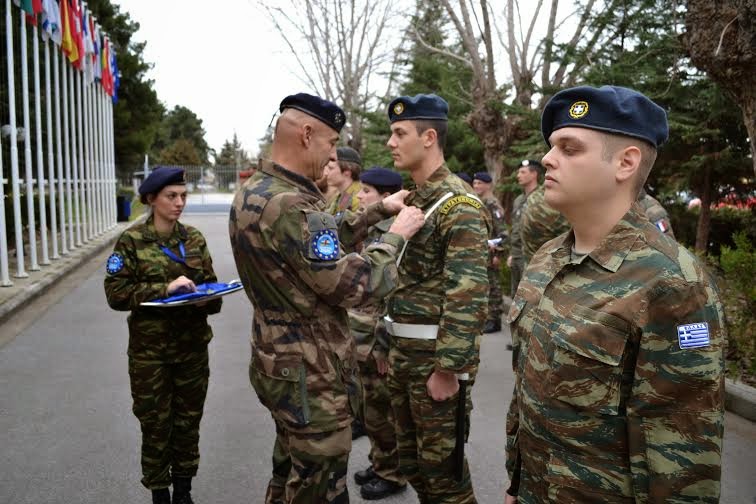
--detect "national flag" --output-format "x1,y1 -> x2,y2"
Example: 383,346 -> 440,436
70,0 -> 85,69
101,36 -> 113,95
14,0 -> 42,25
111,47 -> 120,103
41,0 -> 62,45
93,23 -> 102,81
61,0 -> 79,64
677,322 -> 711,349
655,220 -> 668,233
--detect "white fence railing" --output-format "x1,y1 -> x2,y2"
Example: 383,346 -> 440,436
1,1 -> 116,286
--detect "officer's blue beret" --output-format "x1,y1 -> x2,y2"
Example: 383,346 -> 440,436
388,94 -> 448,123
473,171 -> 492,183
457,172 -> 472,184
541,85 -> 668,148
138,167 -> 185,196
337,146 -> 362,166
279,92 -> 346,133
360,167 -> 402,192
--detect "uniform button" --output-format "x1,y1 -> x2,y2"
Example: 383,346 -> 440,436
281,368 -> 290,377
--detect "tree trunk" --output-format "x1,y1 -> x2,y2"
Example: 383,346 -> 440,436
694,163 -> 713,253
685,0 -> 756,176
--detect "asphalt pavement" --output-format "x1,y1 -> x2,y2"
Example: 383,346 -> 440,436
1,212 -> 754,504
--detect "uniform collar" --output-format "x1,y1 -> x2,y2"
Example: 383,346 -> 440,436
412,164 -> 451,203
547,204 -> 645,273
260,158 -> 323,201
143,215 -> 187,243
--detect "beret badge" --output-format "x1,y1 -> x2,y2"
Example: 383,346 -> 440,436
334,111 -> 344,125
393,102 -> 405,115
569,101 -> 589,119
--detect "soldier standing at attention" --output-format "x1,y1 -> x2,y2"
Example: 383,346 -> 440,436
228,93 -> 424,504
104,167 -> 222,504
325,146 -> 363,214
505,85 -> 725,503
519,182 -> 570,266
472,171 -> 508,333
384,93 -> 490,504
638,187 -> 675,238
506,160 -> 542,297
349,167 -> 409,500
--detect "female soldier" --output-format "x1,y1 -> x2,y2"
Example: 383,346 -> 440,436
104,167 -> 221,504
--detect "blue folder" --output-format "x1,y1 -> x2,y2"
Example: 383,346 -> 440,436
140,280 -> 243,307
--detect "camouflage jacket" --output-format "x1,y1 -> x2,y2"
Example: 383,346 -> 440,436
348,218 -> 394,362
104,216 -> 221,358
386,164 -> 490,374
638,190 -> 675,239
327,180 -> 361,215
506,204 -> 725,503
509,192 -> 528,260
228,160 -> 405,431
483,194 -> 507,255
520,185 -> 570,263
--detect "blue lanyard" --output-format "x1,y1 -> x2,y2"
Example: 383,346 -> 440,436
159,241 -> 186,265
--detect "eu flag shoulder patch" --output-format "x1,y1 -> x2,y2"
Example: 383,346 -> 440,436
677,322 -> 710,349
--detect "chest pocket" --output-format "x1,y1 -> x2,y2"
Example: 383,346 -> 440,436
305,211 -> 341,261
548,304 -> 630,415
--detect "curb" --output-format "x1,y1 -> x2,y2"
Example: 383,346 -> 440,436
0,215 -> 147,326
725,378 -> 756,422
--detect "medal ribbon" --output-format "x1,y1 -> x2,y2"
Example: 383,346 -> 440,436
159,241 -> 186,265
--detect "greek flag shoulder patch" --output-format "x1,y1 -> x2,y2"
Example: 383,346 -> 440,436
677,322 -> 710,349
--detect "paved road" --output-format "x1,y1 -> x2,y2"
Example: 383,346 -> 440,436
1,213 -> 754,504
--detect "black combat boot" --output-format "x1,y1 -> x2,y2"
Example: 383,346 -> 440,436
483,319 -> 501,333
172,477 -> 194,504
360,477 -> 407,500
151,488 -> 171,504
351,417 -> 366,440
353,465 -> 377,485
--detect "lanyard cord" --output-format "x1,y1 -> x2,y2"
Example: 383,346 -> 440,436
159,241 -> 186,265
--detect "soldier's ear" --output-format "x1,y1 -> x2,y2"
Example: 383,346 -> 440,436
301,124 -> 313,148
615,145 -> 641,185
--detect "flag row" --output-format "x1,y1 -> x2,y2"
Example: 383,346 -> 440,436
14,0 -> 120,102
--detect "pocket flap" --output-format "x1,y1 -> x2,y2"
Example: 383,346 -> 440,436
553,305 -> 630,366
305,211 -> 338,232
506,297 -> 526,324
252,349 -> 302,383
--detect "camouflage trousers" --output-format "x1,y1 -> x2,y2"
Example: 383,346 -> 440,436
265,418 -> 351,504
128,349 -> 209,490
388,345 -> 476,504
487,263 -> 503,323
359,355 -> 405,485
509,257 -> 525,298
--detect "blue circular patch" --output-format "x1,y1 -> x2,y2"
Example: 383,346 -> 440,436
106,253 -> 124,275
311,230 -> 339,261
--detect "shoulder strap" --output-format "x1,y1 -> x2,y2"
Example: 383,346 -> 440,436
395,192 -> 455,267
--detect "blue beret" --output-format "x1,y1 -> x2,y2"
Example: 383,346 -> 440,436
457,172 -> 472,184
139,167 -> 185,196
541,85 -> 668,148
388,94 -> 448,123
360,167 -> 402,191
337,146 -> 362,166
279,92 -> 346,133
473,171 -> 492,183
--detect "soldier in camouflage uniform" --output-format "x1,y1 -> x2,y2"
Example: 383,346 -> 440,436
505,85 -> 724,503
227,93 -> 424,504
384,94 -> 490,504
472,171 -> 508,333
519,183 -> 570,266
638,188 -> 675,238
104,167 -> 222,504
507,160 -> 541,298
349,167 -> 408,500
325,147 -> 362,215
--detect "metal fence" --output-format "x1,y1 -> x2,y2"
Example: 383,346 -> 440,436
1,1 -> 116,286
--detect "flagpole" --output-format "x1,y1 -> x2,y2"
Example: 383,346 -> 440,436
77,68 -> 88,243
54,45 -> 68,254
63,62 -> 75,251
20,11 -> 40,271
95,87 -> 104,235
71,67 -> 82,246
107,91 -> 116,227
6,0 -> 29,278
33,24 -> 50,265
0,6 -> 9,286
44,38 -> 59,260
83,68 -> 94,239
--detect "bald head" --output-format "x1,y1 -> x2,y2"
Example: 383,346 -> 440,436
271,108 -> 340,181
